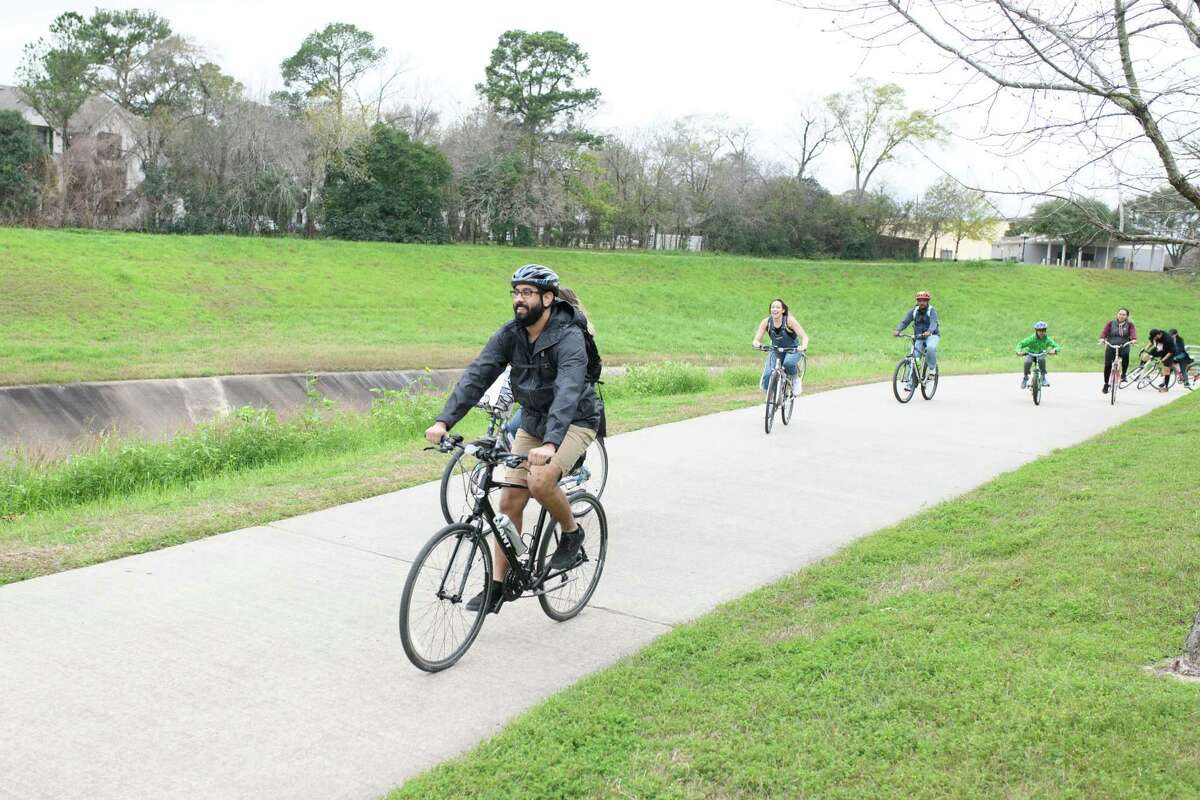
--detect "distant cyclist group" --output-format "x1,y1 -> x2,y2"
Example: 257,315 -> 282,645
402,265 -> 1192,670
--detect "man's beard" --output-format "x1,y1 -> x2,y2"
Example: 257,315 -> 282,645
513,297 -> 545,328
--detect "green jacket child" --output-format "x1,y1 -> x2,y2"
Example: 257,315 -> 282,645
1017,323 -> 1060,387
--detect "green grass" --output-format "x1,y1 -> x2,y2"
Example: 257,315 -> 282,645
0,364 -> 771,584
1,228 -> 1197,385
388,392 -> 1200,800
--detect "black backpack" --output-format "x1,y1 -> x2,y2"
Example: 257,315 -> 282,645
572,315 -> 602,384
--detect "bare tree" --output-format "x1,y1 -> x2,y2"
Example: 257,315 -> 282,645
791,0 -> 1200,247
789,104 -> 836,182
825,78 -> 945,201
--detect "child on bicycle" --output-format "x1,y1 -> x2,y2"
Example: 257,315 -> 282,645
752,298 -> 809,392
1016,321 -> 1059,389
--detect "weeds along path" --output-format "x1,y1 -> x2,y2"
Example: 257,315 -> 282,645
0,373 -> 1182,800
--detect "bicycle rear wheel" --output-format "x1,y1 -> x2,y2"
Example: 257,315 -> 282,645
764,372 -> 779,433
893,359 -> 915,403
439,448 -> 489,524
535,493 -> 608,621
400,523 -> 492,672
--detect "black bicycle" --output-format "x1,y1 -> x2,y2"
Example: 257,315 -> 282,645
892,333 -> 938,403
439,397 -> 608,524
400,434 -> 608,672
756,344 -> 804,434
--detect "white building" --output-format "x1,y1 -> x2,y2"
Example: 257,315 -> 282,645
992,234 -> 1166,272
0,85 -> 144,194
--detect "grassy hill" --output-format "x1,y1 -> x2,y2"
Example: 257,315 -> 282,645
1,227 -> 1197,386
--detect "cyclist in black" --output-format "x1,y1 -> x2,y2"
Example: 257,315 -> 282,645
1147,328 -> 1179,393
425,265 -> 602,613
1168,329 -> 1192,389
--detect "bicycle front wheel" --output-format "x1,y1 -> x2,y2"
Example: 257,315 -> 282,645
764,372 -> 779,433
400,524 -> 493,672
893,359 -> 916,403
780,375 -> 796,425
920,364 -> 938,400
536,493 -> 608,622
1110,367 -> 1119,405
1032,373 -> 1041,405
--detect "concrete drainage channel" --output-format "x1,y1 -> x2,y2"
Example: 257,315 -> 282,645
0,365 -> 641,456
0,369 -> 466,456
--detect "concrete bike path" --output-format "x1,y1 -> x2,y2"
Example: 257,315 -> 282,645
0,373 -> 1182,800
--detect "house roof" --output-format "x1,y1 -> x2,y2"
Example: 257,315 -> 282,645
0,84 -> 135,134
0,85 -> 50,127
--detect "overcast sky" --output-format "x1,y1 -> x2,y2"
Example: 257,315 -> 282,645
0,0 -> 1096,216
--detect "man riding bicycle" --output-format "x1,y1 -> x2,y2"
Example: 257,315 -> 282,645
425,265 -> 602,613
1016,321 -> 1059,389
894,290 -> 940,382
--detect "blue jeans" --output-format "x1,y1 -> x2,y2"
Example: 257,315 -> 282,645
914,334 -> 940,371
761,350 -> 801,391
504,407 -> 522,438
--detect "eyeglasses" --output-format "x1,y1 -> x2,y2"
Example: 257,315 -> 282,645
510,288 -> 542,299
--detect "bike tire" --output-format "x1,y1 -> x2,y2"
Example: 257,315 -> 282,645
893,359 -> 915,403
780,376 -> 796,425
535,492 -> 608,622
573,437 -> 608,517
920,364 -> 939,400
439,447 -> 492,525
1110,366 -> 1119,405
400,523 -> 493,672
1032,373 -> 1041,405
765,372 -> 779,433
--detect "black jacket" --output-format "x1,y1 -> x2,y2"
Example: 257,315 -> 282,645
437,300 -> 603,446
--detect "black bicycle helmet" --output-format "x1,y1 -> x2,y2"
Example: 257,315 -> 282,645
511,264 -> 559,294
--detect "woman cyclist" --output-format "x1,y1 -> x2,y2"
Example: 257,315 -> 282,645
752,298 -> 809,393
1099,308 -> 1137,394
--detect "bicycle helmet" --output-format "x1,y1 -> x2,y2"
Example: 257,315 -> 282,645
915,290 -> 931,301
1033,321 -> 1048,330
511,264 -> 559,295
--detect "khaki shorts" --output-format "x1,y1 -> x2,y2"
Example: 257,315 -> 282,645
506,425 -> 597,487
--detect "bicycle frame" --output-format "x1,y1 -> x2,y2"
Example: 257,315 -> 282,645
898,335 -> 929,382
441,437 -> 581,601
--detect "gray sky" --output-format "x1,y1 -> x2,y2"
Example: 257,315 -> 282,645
0,0 -> 1087,215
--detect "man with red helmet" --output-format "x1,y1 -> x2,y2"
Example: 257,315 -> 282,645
894,290 -> 941,383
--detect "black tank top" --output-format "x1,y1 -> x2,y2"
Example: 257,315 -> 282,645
767,315 -> 798,348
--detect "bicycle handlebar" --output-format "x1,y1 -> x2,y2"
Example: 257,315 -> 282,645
1017,350 -> 1056,356
432,433 -> 529,468
1099,340 -> 1132,350
755,345 -> 804,353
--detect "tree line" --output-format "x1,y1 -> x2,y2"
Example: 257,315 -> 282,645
3,10 -> 1006,258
